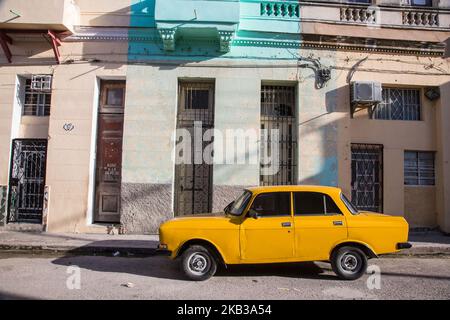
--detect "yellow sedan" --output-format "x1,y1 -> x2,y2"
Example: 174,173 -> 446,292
158,186 -> 411,281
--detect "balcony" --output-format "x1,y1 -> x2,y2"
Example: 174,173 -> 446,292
0,0 -> 80,33
155,0 -> 240,52
0,0 -> 79,64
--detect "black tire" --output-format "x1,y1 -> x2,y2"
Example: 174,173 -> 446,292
331,246 -> 368,280
181,245 -> 217,281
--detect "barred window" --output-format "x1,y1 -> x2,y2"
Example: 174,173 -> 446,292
404,151 -> 435,186
23,77 -> 52,116
373,88 -> 421,121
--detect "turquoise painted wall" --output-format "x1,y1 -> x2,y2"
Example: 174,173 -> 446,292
127,0 -> 302,61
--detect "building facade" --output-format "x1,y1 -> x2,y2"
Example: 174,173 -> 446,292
0,0 -> 449,234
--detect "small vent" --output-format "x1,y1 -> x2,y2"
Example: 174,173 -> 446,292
31,75 -> 52,92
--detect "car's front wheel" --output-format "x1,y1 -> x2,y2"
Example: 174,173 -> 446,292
181,245 -> 217,281
331,246 -> 368,280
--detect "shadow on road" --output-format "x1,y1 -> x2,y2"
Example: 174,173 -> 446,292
216,262 -> 338,281
50,241 -> 339,281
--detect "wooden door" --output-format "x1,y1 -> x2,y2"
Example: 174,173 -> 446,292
94,81 -> 125,223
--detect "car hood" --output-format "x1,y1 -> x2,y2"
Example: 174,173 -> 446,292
171,212 -> 227,220
159,211 -> 241,230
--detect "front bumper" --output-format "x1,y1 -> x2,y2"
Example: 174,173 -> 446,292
157,243 -> 171,255
396,242 -> 412,250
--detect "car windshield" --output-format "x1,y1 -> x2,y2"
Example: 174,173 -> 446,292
340,192 -> 359,215
227,190 -> 252,216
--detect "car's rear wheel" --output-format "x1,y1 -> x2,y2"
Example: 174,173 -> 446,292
181,245 -> 217,281
331,246 -> 368,280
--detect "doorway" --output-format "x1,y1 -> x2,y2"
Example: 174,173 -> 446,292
174,81 -> 215,216
260,85 -> 297,186
8,139 -> 47,223
351,143 -> 383,212
94,81 -> 126,223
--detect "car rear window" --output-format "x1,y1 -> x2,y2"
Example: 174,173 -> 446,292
294,192 -> 342,216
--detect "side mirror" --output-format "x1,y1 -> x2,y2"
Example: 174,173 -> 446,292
224,201 -> 234,213
248,209 -> 258,219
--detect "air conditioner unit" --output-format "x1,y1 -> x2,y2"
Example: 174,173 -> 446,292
31,75 -> 52,91
351,81 -> 382,104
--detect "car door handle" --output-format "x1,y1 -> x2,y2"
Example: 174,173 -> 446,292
281,222 -> 291,227
333,220 -> 343,226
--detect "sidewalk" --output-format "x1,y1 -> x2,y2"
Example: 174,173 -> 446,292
0,230 -> 449,257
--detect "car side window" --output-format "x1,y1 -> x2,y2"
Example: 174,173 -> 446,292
250,192 -> 291,217
294,192 -> 342,216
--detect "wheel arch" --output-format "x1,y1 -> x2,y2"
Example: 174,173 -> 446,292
331,241 -> 378,259
175,238 -> 227,267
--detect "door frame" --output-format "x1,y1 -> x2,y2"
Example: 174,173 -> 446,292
93,80 -> 126,223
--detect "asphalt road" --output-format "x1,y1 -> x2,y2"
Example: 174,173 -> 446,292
0,253 -> 448,300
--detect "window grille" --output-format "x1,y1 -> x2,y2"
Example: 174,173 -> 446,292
373,88 -> 421,121
404,151 -> 435,186
23,76 -> 52,116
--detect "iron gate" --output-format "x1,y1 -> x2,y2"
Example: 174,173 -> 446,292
174,82 -> 214,216
351,143 -> 383,212
260,85 -> 297,186
8,139 -> 48,223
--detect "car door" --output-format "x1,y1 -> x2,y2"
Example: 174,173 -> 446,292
293,192 -> 348,260
240,192 -> 294,262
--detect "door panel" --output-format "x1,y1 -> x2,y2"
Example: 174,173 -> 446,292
241,217 -> 294,261
294,216 -> 347,260
94,81 -> 125,223
292,192 -> 347,260
351,144 -> 383,212
240,192 -> 294,261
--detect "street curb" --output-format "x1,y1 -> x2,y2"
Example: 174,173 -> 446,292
389,247 -> 450,257
0,244 -> 161,257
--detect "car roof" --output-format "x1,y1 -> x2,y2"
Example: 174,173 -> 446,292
246,185 -> 342,195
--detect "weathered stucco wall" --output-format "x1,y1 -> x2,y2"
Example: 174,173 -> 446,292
404,186 -> 437,228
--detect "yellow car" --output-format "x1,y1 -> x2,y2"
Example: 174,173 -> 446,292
158,186 -> 411,281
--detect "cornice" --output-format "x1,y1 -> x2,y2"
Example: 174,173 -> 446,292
65,27 -> 445,57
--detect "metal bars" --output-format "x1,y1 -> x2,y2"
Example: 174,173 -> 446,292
8,139 -> 47,223
374,88 -> 421,121
23,78 -> 52,116
404,151 -> 435,186
260,85 -> 297,186
351,143 -> 383,212
174,82 -> 215,216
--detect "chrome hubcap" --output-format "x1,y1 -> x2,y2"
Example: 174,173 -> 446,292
341,253 -> 359,272
188,253 -> 209,275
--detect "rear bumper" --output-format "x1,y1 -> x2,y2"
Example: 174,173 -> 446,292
396,242 -> 412,250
